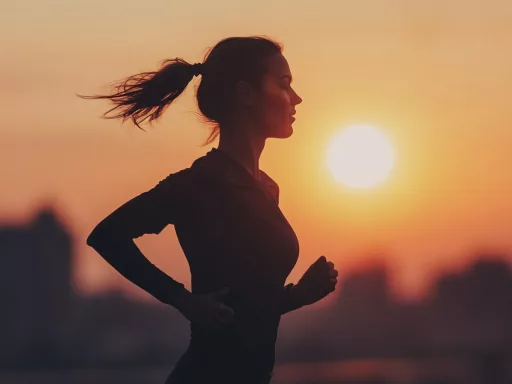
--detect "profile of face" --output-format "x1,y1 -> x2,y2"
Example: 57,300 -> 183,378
236,53 -> 303,139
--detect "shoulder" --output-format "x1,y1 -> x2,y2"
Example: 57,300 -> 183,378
157,152 -> 217,187
153,167 -> 195,190
153,156 -> 220,198
150,166 -> 209,205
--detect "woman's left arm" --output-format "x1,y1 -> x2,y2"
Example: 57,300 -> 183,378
278,256 -> 339,314
278,283 -> 304,315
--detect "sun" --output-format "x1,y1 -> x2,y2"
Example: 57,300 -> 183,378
326,124 -> 395,189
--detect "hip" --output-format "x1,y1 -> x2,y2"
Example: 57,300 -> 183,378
165,342 -> 274,384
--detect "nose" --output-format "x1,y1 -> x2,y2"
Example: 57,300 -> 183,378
293,89 -> 303,106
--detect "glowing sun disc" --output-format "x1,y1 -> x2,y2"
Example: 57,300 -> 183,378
327,124 -> 395,188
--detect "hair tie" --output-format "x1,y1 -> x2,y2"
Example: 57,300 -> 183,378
191,63 -> 203,77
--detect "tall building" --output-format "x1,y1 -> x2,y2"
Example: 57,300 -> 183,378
0,205 -> 72,365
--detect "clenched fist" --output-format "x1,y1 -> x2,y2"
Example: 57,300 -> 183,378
294,256 -> 338,306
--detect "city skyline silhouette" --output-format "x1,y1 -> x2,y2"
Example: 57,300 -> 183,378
2,204 -> 511,383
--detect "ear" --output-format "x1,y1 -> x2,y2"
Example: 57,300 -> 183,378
234,80 -> 256,107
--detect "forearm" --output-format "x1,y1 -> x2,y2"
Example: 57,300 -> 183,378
278,283 -> 305,315
87,235 -> 189,308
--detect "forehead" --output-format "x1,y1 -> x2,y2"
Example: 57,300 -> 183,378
265,53 -> 292,78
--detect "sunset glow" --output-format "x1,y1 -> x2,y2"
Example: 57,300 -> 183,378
2,0 -> 512,302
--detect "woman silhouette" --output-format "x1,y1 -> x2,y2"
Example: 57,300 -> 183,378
80,36 -> 338,384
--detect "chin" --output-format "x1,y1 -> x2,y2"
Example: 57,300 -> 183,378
283,125 -> 294,138
282,128 -> 293,138
268,126 -> 293,139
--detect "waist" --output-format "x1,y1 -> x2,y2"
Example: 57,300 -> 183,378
190,316 -> 280,346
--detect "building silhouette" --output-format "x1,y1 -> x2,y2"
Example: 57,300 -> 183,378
0,204 -> 189,368
0,205 -> 72,366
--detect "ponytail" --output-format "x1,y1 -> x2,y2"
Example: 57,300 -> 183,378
79,36 -> 283,146
77,58 -> 200,130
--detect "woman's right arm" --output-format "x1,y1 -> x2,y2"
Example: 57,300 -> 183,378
86,169 -> 193,310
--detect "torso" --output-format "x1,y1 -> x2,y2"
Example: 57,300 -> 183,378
171,148 -> 300,376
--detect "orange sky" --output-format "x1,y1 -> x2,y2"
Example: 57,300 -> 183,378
2,0 -> 512,302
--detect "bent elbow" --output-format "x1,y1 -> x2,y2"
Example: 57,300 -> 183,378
86,222 -> 114,248
86,221 -> 131,248
86,228 -> 105,248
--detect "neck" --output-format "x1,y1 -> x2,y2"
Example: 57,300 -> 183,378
217,127 -> 266,180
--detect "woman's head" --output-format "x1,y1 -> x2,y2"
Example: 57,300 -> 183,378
233,50 -> 302,140
77,35 -> 302,145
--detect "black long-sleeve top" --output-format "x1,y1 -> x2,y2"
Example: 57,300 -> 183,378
87,147 -> 303,379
